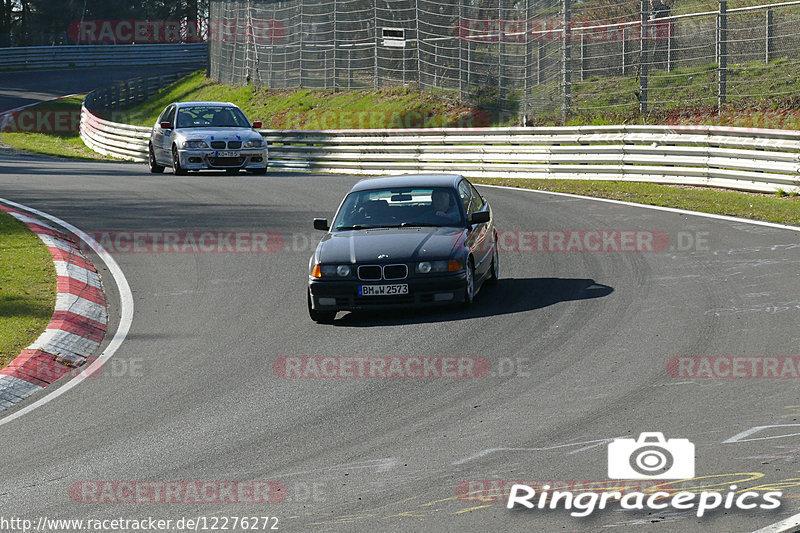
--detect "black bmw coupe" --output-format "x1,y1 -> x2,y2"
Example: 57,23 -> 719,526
307,174 -> 499,323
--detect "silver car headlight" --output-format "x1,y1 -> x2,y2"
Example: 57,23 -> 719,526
183,140 -> 208,149
244,139 -> 265,148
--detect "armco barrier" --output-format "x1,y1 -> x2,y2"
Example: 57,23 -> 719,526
0,43 -> 207,70
79,106 -> 800,193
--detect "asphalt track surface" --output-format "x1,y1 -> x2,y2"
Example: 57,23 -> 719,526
0,66 -> 179,112
2,148 -> 800,532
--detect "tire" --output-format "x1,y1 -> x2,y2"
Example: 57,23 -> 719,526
308,289 -> 336,324
172,146 -> 187,176
225,168 -> 240,175
148,144 -> 164,174
487,244 -> 499,284
462,257 -> 475,306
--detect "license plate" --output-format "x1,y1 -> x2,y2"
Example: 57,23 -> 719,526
215,151 -> 240,157
359,284 -> 408,296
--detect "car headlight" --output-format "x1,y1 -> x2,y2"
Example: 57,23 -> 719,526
312,264 -> 352,278
244,139 -> 265,148
183,140 -> 208,149
415,260 -> 454,273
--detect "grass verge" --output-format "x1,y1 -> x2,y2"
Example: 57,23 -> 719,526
472,178 -> 800,226
0,95 -> 113,161
0,210 -> 56,369
120,71 -> 498,129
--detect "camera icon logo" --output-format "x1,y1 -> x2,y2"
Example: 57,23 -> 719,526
608,432 -> 695,480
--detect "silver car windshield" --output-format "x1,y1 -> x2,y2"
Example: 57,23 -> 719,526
176,106 -> 250,129
333,187 -> 465,230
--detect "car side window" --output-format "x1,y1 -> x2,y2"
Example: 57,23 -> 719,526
457,181 -> 473,214
469,183 -> 485,211
165,106 -> 176,124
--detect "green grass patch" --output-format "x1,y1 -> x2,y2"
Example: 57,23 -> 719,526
472,177 -> 800,226
121,71 -> 498,129
0,210 -> 56,368
0,95 -> 113,160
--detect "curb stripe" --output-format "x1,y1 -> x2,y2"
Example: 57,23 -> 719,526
48,248 -> 95,271
56,277 -> 106,306
55,293 -> 107,324
0,205 -> 108,408
54,262 -> 102,288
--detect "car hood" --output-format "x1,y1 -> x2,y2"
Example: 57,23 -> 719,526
316,227 -> 466,264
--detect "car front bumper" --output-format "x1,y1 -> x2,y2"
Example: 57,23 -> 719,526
176,148 -> 268,170
308,272 -> 468,311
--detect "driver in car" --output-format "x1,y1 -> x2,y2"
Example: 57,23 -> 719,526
431,189 -> 461,223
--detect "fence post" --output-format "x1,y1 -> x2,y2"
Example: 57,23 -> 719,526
498,4 -> 505,110
537,40 -> 545,85
459,0 -> 467,96
580,32 -> 586,81
623,27 -> 629,76
765,8 -> 774,63
667,22 -> 673,72
374,1 -> 380,88
333,0 -> 339,90
299,1 -> 305,87
718,0 -> 727,109
561,0 -> 571,124
639,0 -> 649,114
348,49 -> 354,89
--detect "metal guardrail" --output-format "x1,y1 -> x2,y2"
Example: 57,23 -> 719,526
79,107 -> 800,193
0,43 -> 207,70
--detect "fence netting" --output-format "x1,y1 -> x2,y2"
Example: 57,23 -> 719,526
208,0 -> 800,123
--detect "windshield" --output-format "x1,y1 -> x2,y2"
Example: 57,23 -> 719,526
176,106 -> 251,129
332,187 -> 465,230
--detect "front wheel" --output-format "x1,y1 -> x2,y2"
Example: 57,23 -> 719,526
149,144 -> 164,173
308,290 -> 336,324
462,258 -> 475,306
172,146 -> 187,175
487,244 -> 499,284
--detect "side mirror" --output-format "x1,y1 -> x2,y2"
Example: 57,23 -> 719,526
313,218 -> 330,231
469,211 -> 490,224
252,121 -> 263,129
160,122 -> 172,130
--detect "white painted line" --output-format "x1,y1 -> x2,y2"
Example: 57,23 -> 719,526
477,184 -> 800,234
453,438 -> 624,465
0,198 -> 133,427
55,293 -> 107,324
54,261 -> 102,288
751,514 -> 800,533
